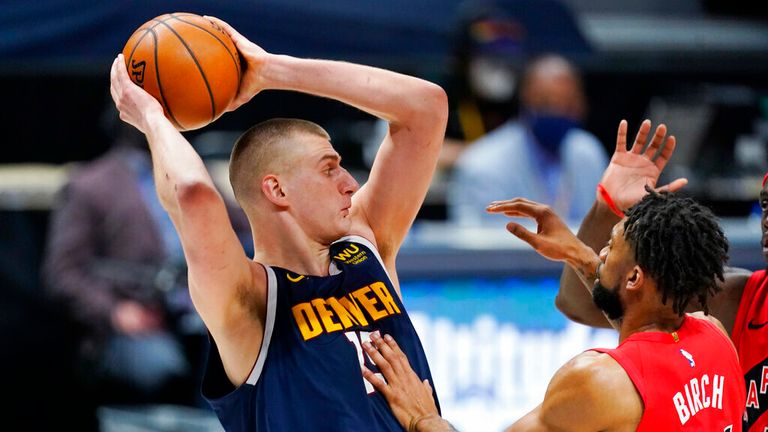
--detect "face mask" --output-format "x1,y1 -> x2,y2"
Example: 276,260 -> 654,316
468,56 -> 516,102
524,112 -> 580,155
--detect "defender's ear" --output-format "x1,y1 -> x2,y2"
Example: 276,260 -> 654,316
625,266 -> 644,292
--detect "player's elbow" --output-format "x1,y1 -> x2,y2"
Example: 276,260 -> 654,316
422,83 -> 449,127
175,179 -> 222,210
406,83 -> 448,147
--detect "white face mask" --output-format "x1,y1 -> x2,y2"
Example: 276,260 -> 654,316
468,56 -> 517,102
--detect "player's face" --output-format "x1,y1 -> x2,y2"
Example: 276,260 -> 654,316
760,182 -> 768,263
594,222 -> 633,320
286,136 -> 359,243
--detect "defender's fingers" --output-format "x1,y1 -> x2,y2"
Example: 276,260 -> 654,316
614,119 -> 628,152
362,365 -> 392,397
488,197 -> 539,207
382,334 -> 409,365
369,333 -> 406,375
363,341 -> 399,378
506,222 -> 539,248
655,178 -> 688,193
643,123 -> 668,158
422,379 -> 433,394
654,136 -> 677,170
487,200 -> 545,218
630,119 -> 652,153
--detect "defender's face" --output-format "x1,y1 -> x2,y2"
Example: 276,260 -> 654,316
284,135 -> 359,243
594,222 -> 633,320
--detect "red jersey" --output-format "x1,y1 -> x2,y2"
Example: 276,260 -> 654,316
593,315 -> 745,431
731,269 -> 768,431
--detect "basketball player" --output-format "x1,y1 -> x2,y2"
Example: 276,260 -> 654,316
552,120 -> 767,431
109,16 -> 447,431
364,189 -> 746,431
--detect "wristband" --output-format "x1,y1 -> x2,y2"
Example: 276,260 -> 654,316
597,183 -> 625,218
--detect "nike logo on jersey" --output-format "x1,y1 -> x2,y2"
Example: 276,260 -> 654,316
747,320 -> 768,330
680,349 -> 696,368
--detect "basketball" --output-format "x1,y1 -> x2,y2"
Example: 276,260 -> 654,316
122,13 -> 241,131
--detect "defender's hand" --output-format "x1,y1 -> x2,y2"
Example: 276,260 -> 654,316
487,198 -> 591,264
600,119 -> 687,211
362,333 -> 440,431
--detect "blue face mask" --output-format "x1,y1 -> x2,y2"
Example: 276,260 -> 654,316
524,113 -> 581,155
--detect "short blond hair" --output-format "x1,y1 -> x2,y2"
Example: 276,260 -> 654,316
228,118 -> 330,207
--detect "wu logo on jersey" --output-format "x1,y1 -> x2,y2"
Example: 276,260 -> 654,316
333,244 -> 368,265
679,349 -> 695,368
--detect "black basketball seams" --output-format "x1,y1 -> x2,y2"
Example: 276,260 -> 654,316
126,28 -> 180,129
149,14 -> 177,29
148,28 -> 183,130
155,20 -> 217,124
126,28 -> 151,65
169,13 -> 241,83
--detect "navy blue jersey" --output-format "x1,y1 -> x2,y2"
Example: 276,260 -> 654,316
202,235 -> 439,431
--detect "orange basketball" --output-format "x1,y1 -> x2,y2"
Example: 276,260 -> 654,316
122,13 -> 241,131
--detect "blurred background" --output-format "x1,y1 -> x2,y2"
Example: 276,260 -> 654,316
1,0 -> 767,431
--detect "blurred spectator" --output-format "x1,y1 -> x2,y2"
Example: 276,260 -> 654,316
41,105 -> 251,409
447,53 -> 608,226
442,0 -> 594,162
363,0 -> 597,223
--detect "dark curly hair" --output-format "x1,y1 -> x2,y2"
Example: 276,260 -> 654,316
623,187 -> 728,315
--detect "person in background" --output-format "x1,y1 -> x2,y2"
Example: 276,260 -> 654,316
444,0 -> 593,146
448,53 -> 607,226
42,106 -> 251,407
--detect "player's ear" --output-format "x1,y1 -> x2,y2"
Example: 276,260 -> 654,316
625,266 -> 643,292
262,174 -> 288,206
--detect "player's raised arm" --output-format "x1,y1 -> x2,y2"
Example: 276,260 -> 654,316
212,16 -> 448,274
555,119 -> 685,327
110,55 -> 259,384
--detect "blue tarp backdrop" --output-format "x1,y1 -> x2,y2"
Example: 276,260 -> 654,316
0,0 -> 592,73
1,0 -> 462,70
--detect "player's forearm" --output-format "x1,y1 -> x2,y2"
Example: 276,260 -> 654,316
260,54 -> 447,138
561,240 -> 601,288
143,114 -> 217,213
557,201 -> 618,327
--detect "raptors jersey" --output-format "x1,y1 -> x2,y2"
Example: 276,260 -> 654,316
593,315 -> 745,431
731,269 -> 768,431
202,236 -> 438,431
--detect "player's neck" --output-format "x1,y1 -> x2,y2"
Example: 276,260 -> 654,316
618,306 -> 685,343
250,216 -> 333,276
